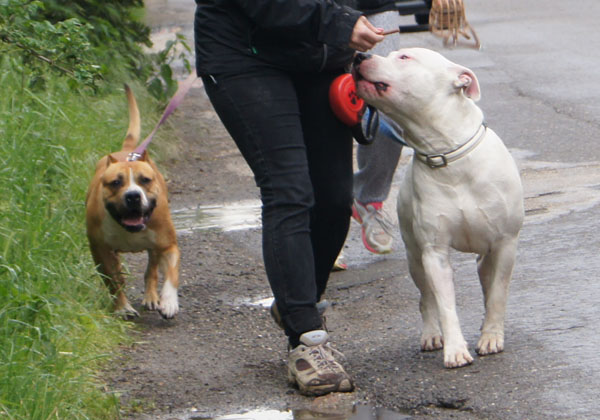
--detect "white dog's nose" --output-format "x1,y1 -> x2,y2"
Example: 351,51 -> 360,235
353,52 -> 372,67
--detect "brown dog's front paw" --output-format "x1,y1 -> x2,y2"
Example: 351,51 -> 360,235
142,292 -> 160,311
159,306 -> 178,319
158,296 -> 179,319
158,282 -> 179,319
115,302 -> 140,320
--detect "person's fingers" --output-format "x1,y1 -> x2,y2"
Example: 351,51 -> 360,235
350,34 -> 383,51
349,16 -> 384,51
362,17 -> 384,35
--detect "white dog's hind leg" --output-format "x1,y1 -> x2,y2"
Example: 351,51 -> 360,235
422,248 -> 473,368
476,238 -> 518,355
407,250 -> 443,351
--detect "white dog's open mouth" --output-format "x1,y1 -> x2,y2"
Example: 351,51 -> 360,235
352,67 -> 389,93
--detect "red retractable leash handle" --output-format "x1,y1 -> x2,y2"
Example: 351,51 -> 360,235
329,73 -> 378,145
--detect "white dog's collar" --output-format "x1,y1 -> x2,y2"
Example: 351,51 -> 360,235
415,124 -> 487,169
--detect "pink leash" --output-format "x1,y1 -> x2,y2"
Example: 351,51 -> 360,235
128,72 -> 202,161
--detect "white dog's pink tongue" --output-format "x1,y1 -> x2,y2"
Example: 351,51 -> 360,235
123,217 -> 143,226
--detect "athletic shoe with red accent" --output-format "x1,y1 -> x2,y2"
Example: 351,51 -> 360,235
351,199 -> 393,254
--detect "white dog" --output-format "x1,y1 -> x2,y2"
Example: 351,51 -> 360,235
353,48 -> 524,368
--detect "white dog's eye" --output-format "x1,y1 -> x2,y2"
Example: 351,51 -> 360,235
399,54 -> 411,60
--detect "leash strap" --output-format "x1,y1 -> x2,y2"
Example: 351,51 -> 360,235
128,72 -> 201,161
363,107 -> 407,146
353,105 -> 379,145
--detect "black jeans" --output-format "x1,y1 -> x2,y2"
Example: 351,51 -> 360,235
202,67 -> 353,346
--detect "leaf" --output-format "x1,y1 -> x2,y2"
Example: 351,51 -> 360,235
147,77 -> 164,101
159,63 -> 172,84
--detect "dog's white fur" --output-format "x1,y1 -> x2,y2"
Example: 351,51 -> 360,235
354,48 -> 524,368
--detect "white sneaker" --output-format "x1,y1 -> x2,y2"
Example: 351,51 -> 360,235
352,199 -> 393,254
287,330 -> 354,396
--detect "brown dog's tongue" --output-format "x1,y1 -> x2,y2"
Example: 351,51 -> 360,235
122,217 -> 144,226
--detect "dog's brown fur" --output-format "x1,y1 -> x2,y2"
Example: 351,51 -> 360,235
86,86 -> 180,318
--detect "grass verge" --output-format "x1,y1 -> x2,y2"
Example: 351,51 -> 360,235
0,58 -> 165,419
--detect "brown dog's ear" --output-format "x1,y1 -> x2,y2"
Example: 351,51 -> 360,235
453,67 -> 481,102
107,154 -> 118,167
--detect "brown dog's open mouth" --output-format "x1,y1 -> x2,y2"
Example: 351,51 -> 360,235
121,214 -> 150,229
106,202 -> 155,233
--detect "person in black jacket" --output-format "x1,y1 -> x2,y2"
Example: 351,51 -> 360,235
195,0 -> 387,396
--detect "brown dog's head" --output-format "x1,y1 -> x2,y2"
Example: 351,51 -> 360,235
98,85 -> 161,233
101,154 -> 160,232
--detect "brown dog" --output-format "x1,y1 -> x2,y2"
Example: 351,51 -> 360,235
86,85 -> 179,319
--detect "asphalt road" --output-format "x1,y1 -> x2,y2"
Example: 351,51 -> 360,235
139,1 -> 600,418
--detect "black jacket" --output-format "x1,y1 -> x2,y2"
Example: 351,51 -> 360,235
194,0 -> 394,75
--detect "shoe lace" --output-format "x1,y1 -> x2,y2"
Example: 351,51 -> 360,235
308,343 -> 345,372
362,205 -> 395,236
324,342 -> 346,361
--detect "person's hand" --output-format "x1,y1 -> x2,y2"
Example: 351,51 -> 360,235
349,16 -> 384,52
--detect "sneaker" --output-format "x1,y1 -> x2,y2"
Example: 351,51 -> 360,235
352,199 -> 394,254
287,330 -> 354,396
270,300 -> 285,330
331,250 -> 348,271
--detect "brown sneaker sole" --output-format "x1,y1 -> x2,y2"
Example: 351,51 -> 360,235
287,369 -> 354,396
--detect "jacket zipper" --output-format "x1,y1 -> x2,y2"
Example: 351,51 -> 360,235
318,44 -> 328,72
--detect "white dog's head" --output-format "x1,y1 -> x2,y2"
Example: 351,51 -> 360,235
352,48 -> 483,146
352,48 -> 480,115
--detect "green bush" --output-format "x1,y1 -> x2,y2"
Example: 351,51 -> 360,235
0,0 -> 102,89
0,0 -> 191,99
0,1 -> 186,414
37,0 -> 153,83
0,48 -> 163,420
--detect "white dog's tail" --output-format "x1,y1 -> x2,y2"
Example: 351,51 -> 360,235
122,84 -> 141,152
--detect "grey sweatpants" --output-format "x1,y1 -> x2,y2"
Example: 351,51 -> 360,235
353,10 -> 404,204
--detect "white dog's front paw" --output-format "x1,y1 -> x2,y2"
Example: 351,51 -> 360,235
421,334 -> 444,351
476,332 -> 504,355
443,342 -> 473,368
158,282 -> 179,319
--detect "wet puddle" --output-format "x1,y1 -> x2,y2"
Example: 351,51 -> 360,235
242,296 -> 274,308
172,154 -> 600,235
172,200 -> 261,233
170,151 -> 600,273
187,404 -> 411,420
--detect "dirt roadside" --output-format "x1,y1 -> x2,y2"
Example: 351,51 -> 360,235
102,1 -> 600,418
108,84 -> 535,420
109,4 -> 545,420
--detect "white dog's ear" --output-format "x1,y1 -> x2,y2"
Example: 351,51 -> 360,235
453,67 -> 481,101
